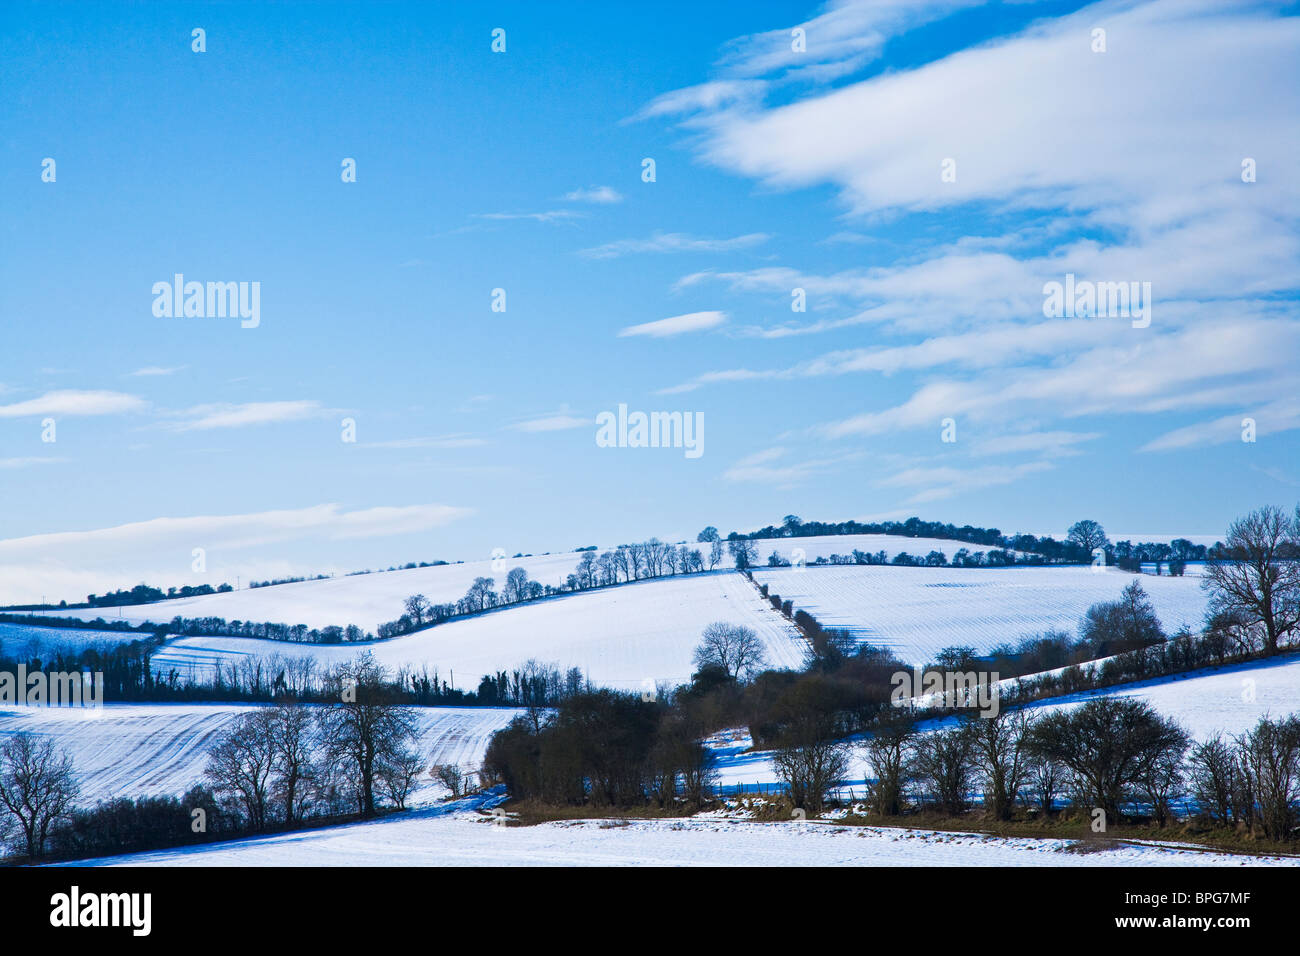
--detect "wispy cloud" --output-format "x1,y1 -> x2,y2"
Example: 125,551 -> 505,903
164,400 -> 328,431
128,366 -> 186,377
722,446 -> 856,488
877,461 -> 1057,505
619,311 -> 727,338
580,231 -> 770,259
507,412 -> 589,433
1141,399 -> 1300,452
361,434 -> 488,449
0,456 -> 66,469
563,185 -> 623,204
0,390 -> 146,418
474,210 -> 586,224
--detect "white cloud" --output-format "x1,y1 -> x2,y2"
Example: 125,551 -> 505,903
361,434 -> 488,449
971,431 -> 1102,458
164,401 -> 327,431
580,232 -> 770,259
723,446 -> 857,487
0,390 -> 146,418
877,461 -> 1056,504
619,311 -> 727,338
474,210 -> 586,224
563,185 -> 623,204
0,456 -> 65,469
507,413 -> 589,432
641,0 -> 1299,468
1141,399 -> 1300,452
128,366 -> 186,377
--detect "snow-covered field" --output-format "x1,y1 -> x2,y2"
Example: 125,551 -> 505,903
0,704 -> 519,804
151,573 -> 806,691
0,622 -> 147,656
18,534 -> 998,634
23,550 -> 589,632
1018,654 -> 1300,741
62,796 -> 1296,867
752,564 -> 1208,663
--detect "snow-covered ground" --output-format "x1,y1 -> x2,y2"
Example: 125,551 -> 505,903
0,704 -> 519,804
0,621 -> 148,656
19,534 -> 1002,633
151,573 -> 806,691
22,550 -> 590,632
61,796 -> 1296,867
752,564 -> 1208,663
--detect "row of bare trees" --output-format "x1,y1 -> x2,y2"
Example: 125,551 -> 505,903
776,697 -> 1300,841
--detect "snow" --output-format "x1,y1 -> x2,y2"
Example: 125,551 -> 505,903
1016,654 -> 1300,741
0,622 -> 149,655
60,796 -> 1297,867
0,703 -> 520,804
752,564 -> 1208,663
22,550 -> 590,632
19,534 -> 1008,634
150,572 -> 806,691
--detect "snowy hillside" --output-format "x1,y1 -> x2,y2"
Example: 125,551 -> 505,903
24,550 -> 588,632
752,564 -> 1208,663
0,704 -> 519,804
151,572 -> 807,690
20,534 -> 1000,633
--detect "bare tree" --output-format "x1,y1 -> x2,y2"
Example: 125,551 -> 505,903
708,538 -> 723,571
1234,715 -> 1300,840
1023,751 -> 1065,816
205,709 -> 277,830
431,764 -> 467,801
320,653 -> 421,817
268,704 -> 317,824
0,736 -> 79,859
967,709 -> 1031,820
1186,734 -> 1239,825
773,739 -> 850,814
727,537 -> 759,570
863,713 -> 915,817
692,622 -> 767,680
377,748 -> 425,810
403,593 -> 431,626
504,567 -> 531,603
1067,519 -> 1109,557
1203,505 -> 1300,655
911,725 -> 976,815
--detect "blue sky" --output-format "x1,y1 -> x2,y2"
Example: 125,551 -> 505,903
1,0 -> 1297,604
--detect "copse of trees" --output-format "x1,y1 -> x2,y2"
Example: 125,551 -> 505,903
1025,697 -> 1189,822
1078,579 -> 1166,657
481,688 -> 718,809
